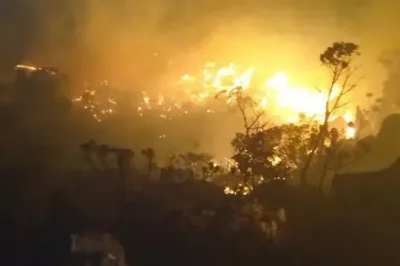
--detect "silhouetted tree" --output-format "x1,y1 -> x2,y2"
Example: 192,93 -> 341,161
316,128 -> 374,192
216,86 -> 267,136
318,127 -> 341,191
179,152 -> 213,180
114,148 -> 134,179
230,124 -> 312,189
98,144 -> 111,170
160,155 -> 187,182
142,148 -> 155,177
301,42 -> 361,186
110,148 -> 134,201
80,139 -> 99,171
202,162 -> 222,181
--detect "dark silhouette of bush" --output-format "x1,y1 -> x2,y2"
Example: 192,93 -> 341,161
332,157 -> 400,212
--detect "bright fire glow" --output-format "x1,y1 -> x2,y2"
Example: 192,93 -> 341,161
139,62 -> 356,137
69,61 -> 357,138
264,72 -> 341,120
224,186 -> 236,195
343,111 -> 354,123
345,126 -> 356,139
73,88 -> 117,122
15,64 -> 37,71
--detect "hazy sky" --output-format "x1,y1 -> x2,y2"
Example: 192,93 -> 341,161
0,0 -> 399,93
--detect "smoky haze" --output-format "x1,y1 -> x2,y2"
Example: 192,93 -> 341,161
1,0 -> 398,164
0,0 -> 398,91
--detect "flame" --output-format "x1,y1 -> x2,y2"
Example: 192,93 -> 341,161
73,88 -> 116,122
15,64 -> 57,75
73,60 -> 357,139
15,64 -> 37,71
343,111 -> 356,139
264,72 -> 341,119
268,155 -> 282,166
140,62 -> 355,131
224,184 -> 251,195
345,127 -> 356,139
343,111 -> 354,123
224,186 -> 236,195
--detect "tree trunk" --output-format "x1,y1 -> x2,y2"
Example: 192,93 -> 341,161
300,144 -> 318,186
319,138 -> 340,193
118,165 -> 125,202
300,121 -> 328,186
86,153 -> 99,172
318,156 -> 330,193
118,159 -> 130,203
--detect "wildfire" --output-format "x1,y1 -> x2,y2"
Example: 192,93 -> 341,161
268,155 -> 282,166
15,64 -> 37,71
73,88 -> 116,122
345,127 -> 356,139
15,64 -> 57,75
71,60 -> 357,139
224,186 -> 236,195
224,184 -> 251,196
139,62 -> 357,137
343,111 -> 356,139
263,72 -> 342,122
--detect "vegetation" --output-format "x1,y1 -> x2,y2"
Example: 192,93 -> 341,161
2,42 -> 400,266
300,42 -> 361,186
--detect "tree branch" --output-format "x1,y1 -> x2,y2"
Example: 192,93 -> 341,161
248,110 -> 265,131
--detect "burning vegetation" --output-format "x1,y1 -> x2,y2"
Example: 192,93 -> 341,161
65,42 -> 362,191
72,58 -> 358,136
3,41 -> 400,266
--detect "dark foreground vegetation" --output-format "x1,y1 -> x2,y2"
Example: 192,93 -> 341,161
3,162 -> 400,266
2,43 -> 400,266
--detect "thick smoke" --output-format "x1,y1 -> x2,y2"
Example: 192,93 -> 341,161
0,0 -> 398,89
1,0 -> 399,162
379,51 -> 400,116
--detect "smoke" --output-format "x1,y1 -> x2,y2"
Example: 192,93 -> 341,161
347,113 -> 400,173
1,0 -> 400,164
0,0 -> 396,89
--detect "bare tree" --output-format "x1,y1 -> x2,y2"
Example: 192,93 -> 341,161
216,86 -> 269,190
300,42 -> 361,186
217,86 -> 267,136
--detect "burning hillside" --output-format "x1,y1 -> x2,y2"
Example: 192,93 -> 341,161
17,58 -> 357,140
137,61 -> 357,138
13,42 -> 363,190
